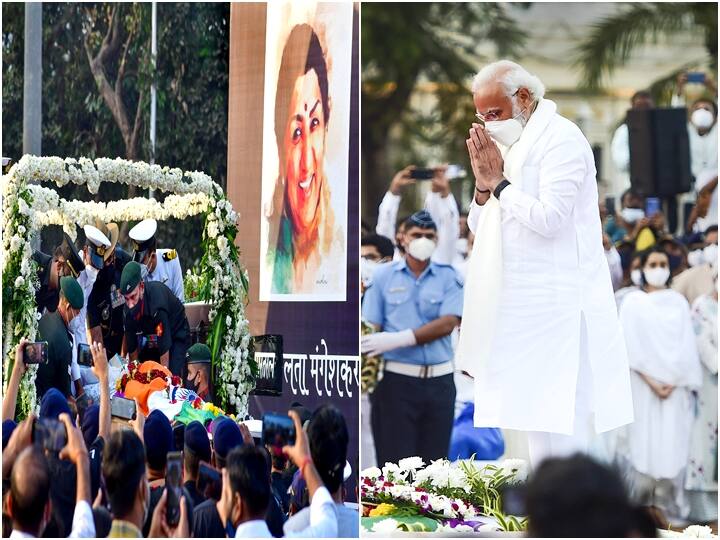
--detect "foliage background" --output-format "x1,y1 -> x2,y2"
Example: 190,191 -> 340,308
2,2 -> 230,268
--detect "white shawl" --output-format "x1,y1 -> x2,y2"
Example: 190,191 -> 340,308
455,99 -> 558,378
618,289 -> 702,388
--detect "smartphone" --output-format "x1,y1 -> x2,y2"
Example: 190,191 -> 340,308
110,397 -> 136,420
645,197 -> 661,217
77,343 -> 93,367
604,196 -> 616,217
197,461 -> 222,501
409,167 -> 435,180
23,342 -> 48,365
262,413 -> 296,453
501,483 -> 527,516
686,72 -> 706,84
172,423 -> 186,452
165,451 -> 182,527
33,417 -> 67,453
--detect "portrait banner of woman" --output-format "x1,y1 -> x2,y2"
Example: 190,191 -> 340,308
259,2 -> 352,301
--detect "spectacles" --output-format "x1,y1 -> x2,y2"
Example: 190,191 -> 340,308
475,90 -> 520,123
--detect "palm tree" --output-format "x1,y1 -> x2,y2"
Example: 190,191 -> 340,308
575,2 -> 717,100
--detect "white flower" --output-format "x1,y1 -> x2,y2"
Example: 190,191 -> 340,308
682,525 -> 714,538
217,236 -> 228,255
398,456 -> 424,471
500,458 -> 528,483
381,462 -> 402,480
371,518 -> 400,534
207,221 -> 219,239
361,467 -> 381,479
14,276 -> 24,288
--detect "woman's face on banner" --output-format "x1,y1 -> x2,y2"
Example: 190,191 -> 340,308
284,68 -> 326,234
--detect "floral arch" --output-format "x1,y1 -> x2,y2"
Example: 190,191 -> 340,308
2,155 -> 254,418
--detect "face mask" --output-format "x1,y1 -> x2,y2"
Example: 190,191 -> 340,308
361,258 -> 380,288
407,237 -> 436,262
621,207 -> 645,224
185,372 -> 199,393
68,314 -> 84,335
643,267 -> 670,288
703,243 -> 718,266
630,269 -> 643,287
688,249 -> 705,268
139,263 -> 149,280
84,264 -> 99,282
691,108 -> 715,130
484,97 -> 530,147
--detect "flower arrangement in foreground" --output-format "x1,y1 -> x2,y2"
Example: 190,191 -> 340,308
2,155 -> 254,419
361,457 -> 528,533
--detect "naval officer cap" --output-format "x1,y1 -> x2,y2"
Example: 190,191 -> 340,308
406,209 -> 437,230
120,261 -> 143,295
60,276 -> 84,309
129,219 -> 158,263
186,343 -> 212,364
83,225 -> 111,269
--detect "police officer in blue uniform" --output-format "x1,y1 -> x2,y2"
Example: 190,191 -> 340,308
361,210 -> 463,465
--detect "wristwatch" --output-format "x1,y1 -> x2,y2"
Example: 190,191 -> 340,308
493,179 -> 511,199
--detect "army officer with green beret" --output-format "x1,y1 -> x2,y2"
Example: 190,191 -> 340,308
186,343 -> 213,403
120,261 -> 190,375
36,276 -> 85,399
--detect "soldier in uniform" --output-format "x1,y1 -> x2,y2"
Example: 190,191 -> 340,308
36,276 -> 85,399
32,233 -> 85,314
129,218 -> 185,302
185,343 -> 213,403
120,261 -> 190,376
84,222 -> 131,357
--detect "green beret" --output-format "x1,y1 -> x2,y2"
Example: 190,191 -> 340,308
60,276 -> 84,309
120,261 -> 142,294
186,343 -> 212,364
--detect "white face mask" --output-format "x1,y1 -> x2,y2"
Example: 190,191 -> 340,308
688,249 -> 705,268
139,263 -> 149,280
703,243 -> 718,266
691,108 -> 715,130
68,313 -> 84,334
361,258 -> 380,288
621,207 -> 645,224
643,267 -> 670,288
630,269 -> 643,287
407,237 -> 436,262
84,264 -> 99,282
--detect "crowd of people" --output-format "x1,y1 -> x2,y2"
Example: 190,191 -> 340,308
360,63 -> 717,529
2,338 -> 358,538
3,214 -> 359,537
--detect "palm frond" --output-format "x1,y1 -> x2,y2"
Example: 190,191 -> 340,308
575,3 -> 698,89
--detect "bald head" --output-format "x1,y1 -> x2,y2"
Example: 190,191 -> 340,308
8,447 -> 51,535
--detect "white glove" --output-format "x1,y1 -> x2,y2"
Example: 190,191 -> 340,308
361,329 -> 417,357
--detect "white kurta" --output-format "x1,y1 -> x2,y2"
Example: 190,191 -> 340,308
463,100 -> 634,435
619,289 -> 701,479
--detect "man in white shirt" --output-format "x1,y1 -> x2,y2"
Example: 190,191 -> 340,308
457,60 -> 633,468
375,166 -> 460,265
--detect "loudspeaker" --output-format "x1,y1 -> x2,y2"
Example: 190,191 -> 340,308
627,108 -> 692,197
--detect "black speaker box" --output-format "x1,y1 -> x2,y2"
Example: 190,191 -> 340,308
626,108 -> 692,197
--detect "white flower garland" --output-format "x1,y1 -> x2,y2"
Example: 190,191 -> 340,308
2,155 -> 254,418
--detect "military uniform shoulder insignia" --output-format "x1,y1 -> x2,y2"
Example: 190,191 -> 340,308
162,249 -> 177,262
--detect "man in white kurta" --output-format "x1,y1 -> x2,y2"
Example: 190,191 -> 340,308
456,60 -> 634,468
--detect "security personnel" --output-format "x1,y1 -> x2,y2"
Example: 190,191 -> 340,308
120,261 -> 190,376
185,343 -> 213,403
36,276 -> 85,399
129,218 -> 185,302
361,210 -> 463,465
32,234 -> 86,314
84,222 -> 131,357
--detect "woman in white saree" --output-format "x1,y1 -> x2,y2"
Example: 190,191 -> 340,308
618,246 -> 702,522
